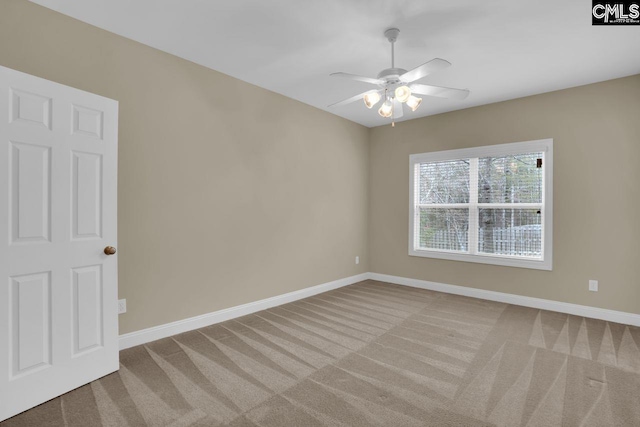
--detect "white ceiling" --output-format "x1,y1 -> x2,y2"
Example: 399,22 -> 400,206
30,0 -> 640,128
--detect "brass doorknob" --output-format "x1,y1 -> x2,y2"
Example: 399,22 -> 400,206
104,246 -> 117,255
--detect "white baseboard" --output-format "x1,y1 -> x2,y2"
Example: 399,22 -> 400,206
118,273 -> 370,350
119,271 -> 640,350
369,272 -> 640,327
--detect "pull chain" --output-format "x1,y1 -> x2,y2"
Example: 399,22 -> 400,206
392,97 -> 396,127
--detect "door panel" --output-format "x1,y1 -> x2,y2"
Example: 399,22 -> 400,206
72,264 -> 103,355
10,271 -> 51,377
72,151 -> 102,240
10,141 -> 51,243
72,104 -> 103,139
0,66 -> 118,422
10,89 -> 52,130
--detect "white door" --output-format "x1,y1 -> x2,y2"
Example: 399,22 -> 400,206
0,66 -> 118,421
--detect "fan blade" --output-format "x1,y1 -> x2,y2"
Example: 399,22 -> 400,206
393,99 -> 404,119
330,72 -> 384,85
411,83 -> 470,100
328,90 -> 379,108
400,58 -> 451,83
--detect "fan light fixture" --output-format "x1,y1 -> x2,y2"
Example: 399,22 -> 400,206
406,95 -> 422,111
328,28 -> 470,126
363,92 -> 381,109
378,100 -> 393,118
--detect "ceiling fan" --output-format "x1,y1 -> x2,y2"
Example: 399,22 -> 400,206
328,28 -> 470,125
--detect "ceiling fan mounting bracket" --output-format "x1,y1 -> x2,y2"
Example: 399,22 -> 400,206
384,28 -> 400,43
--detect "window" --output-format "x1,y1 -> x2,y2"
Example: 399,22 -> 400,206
409,139 -> 553,270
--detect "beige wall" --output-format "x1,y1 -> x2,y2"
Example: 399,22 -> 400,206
1,1 -> 638,336
0,0 -> 370,334
370,74 -> 640,315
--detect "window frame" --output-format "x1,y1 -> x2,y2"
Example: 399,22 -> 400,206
408,139 -> 553,270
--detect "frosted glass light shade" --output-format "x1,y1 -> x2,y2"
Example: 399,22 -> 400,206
406,95 -> 422,111
378,101 -> 393,118
363,92 -> 381,108
394,86 -> 411,103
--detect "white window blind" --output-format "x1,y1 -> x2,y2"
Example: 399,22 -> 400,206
409,139 -> 553,270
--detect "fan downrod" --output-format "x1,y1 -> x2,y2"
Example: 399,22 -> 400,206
378,28 -> 406,83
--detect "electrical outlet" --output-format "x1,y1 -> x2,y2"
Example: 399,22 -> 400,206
589,280 -> 598,292
355,256 -> 360,265
118,299 -> 127,314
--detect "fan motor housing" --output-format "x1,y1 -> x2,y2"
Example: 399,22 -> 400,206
377,68 -> 408,85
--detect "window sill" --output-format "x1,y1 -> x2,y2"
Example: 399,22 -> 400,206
408,248 -> 552,271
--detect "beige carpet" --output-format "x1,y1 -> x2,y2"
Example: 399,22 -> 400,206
3,280 -> 640,426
